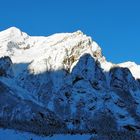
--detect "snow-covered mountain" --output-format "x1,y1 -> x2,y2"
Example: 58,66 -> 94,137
0,27 -> 140,137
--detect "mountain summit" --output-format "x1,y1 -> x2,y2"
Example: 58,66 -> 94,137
0,27 -> 140,137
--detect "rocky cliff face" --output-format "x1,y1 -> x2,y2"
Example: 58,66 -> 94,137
0,27 -> 140,135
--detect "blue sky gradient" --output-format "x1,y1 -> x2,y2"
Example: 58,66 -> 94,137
0,0 -> 140,64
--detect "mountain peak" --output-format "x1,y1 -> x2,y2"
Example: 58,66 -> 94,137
0,27 -> 28,44
0,26 -> 22,35
6,26 -> 21,32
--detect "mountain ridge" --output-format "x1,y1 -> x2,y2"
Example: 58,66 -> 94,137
0,27 -> 140,137
1,27 -> 140,79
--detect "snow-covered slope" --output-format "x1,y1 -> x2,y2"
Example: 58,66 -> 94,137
0,128 -> 91,140
0,27 -> 140,137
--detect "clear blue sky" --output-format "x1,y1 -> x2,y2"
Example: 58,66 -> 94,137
0,0 -> 140,64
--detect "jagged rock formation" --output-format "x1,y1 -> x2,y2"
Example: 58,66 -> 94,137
0,56 -> 13,77
0,27 -> 140,135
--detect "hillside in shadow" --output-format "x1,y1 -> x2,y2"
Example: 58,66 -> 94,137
0,54 -> 140,136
